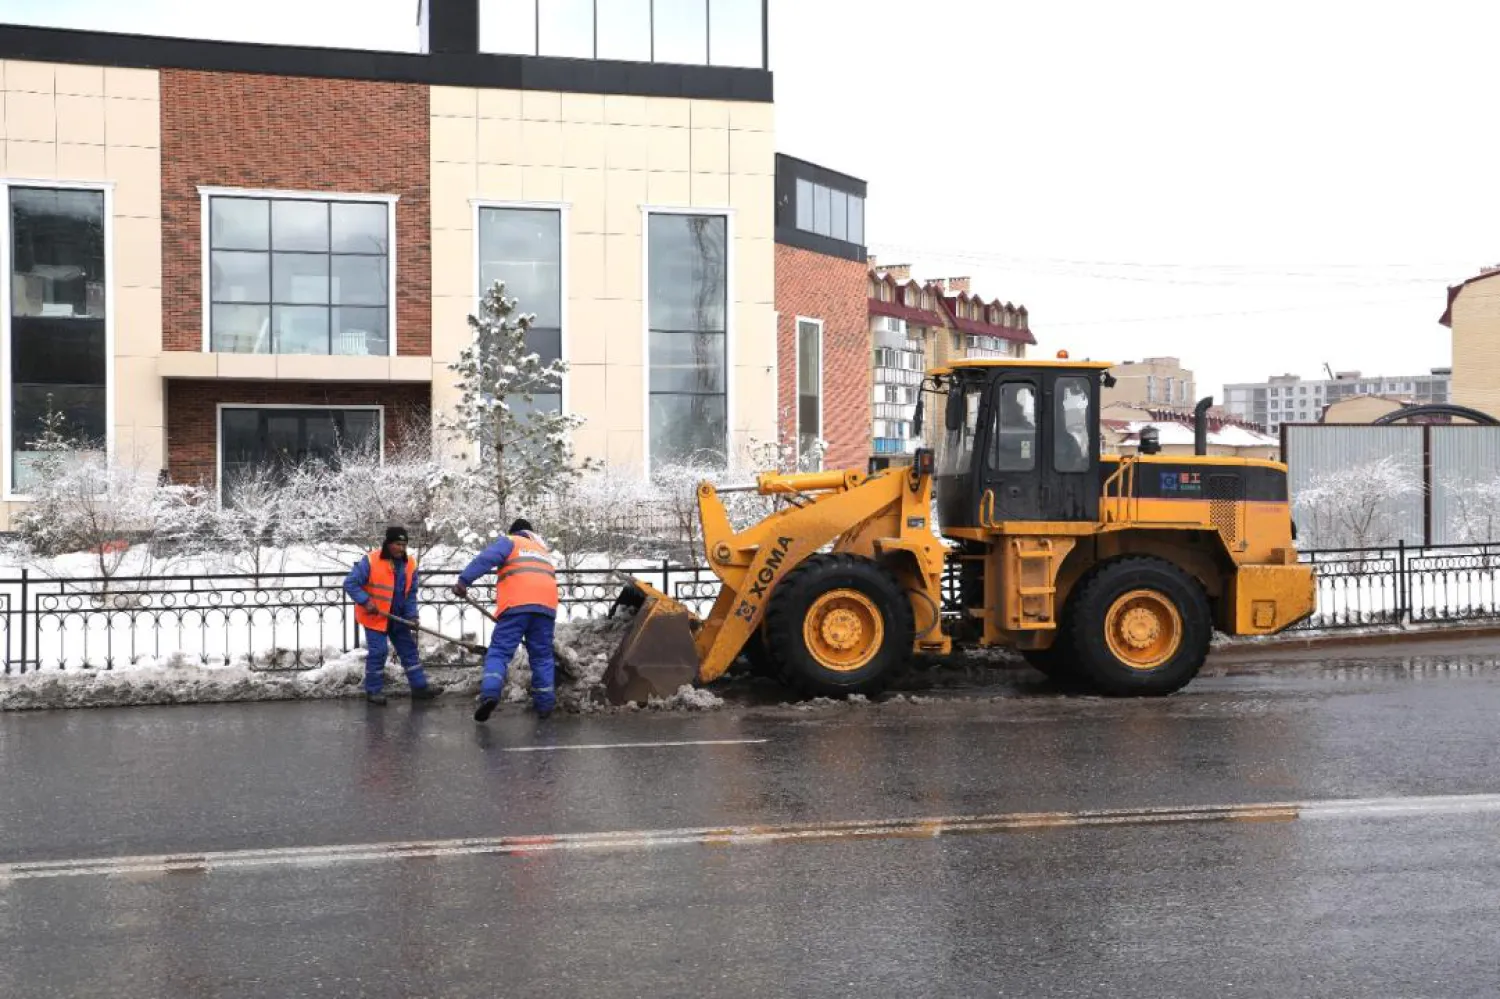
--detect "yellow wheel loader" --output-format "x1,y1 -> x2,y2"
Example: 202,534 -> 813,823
603,358 -> 1316,704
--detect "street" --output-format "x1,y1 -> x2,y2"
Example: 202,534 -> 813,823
2,640 -> 1500,997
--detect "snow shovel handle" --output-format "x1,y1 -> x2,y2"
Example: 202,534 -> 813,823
375,608 -> 487,655
457,591 -> 501,624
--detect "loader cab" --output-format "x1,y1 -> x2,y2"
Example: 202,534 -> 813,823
934,361 -> 1104,530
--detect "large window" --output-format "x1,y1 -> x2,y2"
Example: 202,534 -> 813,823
9,187 -> 107,493
795,179 -> 864,245
206,193 -> 393,356
220,407 -> 381,500
989,383 -> 1037,472
796,318 -> 821,468
481,0 -> 766,68
477,206 -> 563,415
1055,376 -> 1091,473
647,212 -> 728,468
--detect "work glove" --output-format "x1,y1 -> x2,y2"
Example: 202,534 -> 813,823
451,582 -> 469,598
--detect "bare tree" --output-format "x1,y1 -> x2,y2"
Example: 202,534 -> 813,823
1294,456 -> 1421,550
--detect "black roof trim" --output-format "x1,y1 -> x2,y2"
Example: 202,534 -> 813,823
0,24 -> 773,103
775,153 -> 867,197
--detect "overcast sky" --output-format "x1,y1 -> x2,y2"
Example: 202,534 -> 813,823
5,0 -> 1498,399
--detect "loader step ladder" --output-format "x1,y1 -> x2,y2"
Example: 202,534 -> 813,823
1008,538 -> 1058,629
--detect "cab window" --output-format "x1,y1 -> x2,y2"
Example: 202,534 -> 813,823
1054,376 -> 1091,473
940,381 -> 984,476
989,382 -> 1036,471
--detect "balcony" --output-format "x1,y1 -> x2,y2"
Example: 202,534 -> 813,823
874,367 -> 922,388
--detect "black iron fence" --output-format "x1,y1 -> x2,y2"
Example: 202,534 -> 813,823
0,562 -> 720,675
2,545 -> 1497,674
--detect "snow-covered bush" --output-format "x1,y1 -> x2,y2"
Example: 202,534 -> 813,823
1441,473 -> 1500,545
1294,456 -> 1421,550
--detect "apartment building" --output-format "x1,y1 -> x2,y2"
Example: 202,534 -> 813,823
867,263 -> 1033,455
1224,368 -> 1451,432
772,154 -> 868,470
0,0 -> 776,525
1103,356 -> 1195,409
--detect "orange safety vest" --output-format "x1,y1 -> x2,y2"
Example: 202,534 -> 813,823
354,549 -> 417,633
494,534 -> 559,616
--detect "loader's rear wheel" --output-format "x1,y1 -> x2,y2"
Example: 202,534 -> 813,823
1068,557 -> 1210,696
766,554 -> 914,697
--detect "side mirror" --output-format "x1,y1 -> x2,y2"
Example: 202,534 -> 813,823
912,394 -> 925,438
945,387 -> 965,432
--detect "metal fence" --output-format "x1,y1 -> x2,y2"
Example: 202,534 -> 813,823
2,545 -> 1496,673
0,562 -> 720,675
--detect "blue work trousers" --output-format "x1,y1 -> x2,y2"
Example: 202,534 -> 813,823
481,611 -> 556,712
364,622 -> 429,694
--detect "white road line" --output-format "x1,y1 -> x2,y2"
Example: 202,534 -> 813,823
4,792 -> 1497,883
500,738 -> 770,754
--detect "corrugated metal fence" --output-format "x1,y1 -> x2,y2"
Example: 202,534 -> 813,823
1284,424 -> 1500,548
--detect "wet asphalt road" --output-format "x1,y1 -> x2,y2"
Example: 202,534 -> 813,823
2,639 -> 1500,997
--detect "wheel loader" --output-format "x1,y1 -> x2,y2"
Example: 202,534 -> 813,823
602,357 -> 1316,704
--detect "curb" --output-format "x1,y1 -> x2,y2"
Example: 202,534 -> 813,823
1214,623 -> 1500,658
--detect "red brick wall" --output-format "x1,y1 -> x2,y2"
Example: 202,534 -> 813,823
775,244 -> 871,470
165,380 -> 431,488
160,70 -> 431,355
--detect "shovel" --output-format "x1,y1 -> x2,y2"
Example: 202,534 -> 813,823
453,589 -> 583,680
376,608 -> 488,656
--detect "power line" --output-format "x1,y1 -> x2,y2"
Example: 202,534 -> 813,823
1041,293 -> 1436,328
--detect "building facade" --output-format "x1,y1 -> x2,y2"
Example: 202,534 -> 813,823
0,0 -> 776,525
772,154 -> 869,471
1103,356 -> 1195,409
866,262 -> 1033,456
1224,368 -> 1451,432
1442,267 -> 1500,418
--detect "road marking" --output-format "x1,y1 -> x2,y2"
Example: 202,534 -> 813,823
5,792 -> 1498,883
500,738 -> 770,754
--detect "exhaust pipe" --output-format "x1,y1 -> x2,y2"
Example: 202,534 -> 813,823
1194,396 -> 1214,455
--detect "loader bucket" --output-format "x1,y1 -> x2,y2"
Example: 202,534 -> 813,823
602,578 -> 702,705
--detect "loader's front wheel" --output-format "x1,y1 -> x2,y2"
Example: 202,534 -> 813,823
766,554 -> 914,697
1068,557 -> 1210,696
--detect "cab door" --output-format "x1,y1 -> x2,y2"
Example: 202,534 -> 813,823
982,376 -> 1042,522
1040,371 -> 1101,522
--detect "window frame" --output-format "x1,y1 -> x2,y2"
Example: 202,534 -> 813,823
198,187 -> 399,357
216,403 -> 385,506
794,315 -> 824,470
470,198 -> 571,418
1,178 -> 116,502
640,204 -> 735,473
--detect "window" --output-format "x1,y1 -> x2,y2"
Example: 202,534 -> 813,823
220,407 -> 380,502
1055,377 -> 1091,473
478,205 -> 564,414
989,382 -> 1036,472
648,212 -> 728,467
539,0 -> 595,57
940,381 -> 983,476
796,319 -> 821,468
206,193 -> 392,356
9,186 -> 108,493
794,179 -> 866,244
597,0 -> 652,60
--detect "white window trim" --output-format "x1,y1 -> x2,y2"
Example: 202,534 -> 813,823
470,199 -> 571,418
215,403 -> 386,505
640,205 -> 736,474
794,315 -> 824,471
1,178 -> 117,502
198,186 -> 400,357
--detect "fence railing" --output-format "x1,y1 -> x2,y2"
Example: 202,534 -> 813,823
2,544 -> 1496,673
0,562 -> 719,675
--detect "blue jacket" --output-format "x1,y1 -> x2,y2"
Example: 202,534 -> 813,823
459,532 -> 557,618
344,554 -> 419,620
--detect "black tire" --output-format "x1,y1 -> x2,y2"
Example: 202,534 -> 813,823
1020,619 -> 1094,690
1067,556 -> 1211,697
765,553 -> 915,697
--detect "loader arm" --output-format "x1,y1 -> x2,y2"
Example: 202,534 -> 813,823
691,463 -> 940,685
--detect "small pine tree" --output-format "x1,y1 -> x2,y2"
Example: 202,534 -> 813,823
438,280 -> 589,547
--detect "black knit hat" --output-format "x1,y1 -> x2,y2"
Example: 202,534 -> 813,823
383,526 -> 409,546
509,518 -> 533,535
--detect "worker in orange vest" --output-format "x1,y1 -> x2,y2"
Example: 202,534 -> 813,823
345,526 -> 442,705
452,518 -> 559,722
